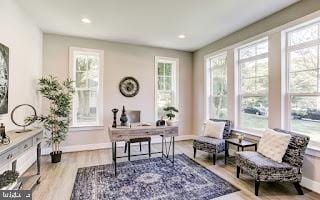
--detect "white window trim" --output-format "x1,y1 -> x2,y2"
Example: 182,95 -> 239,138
69,47 -> 104,127
154,56 -> 179,121
282,19 -> 320,146
234,37 -> 269,133
204,51 -> 228,121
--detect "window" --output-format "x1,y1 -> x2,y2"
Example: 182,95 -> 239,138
155,57 -> 179,120
69,47 -> 104,127
285,21 -> 320,142
236,39 -> 269,131
205,52 -> 228,120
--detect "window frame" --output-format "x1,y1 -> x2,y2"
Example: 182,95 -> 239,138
69,47 -> 104,127
204,51 -> 228,120
235,37 -> 269,132
283,20 -> 320,144
154,56 -> 179,121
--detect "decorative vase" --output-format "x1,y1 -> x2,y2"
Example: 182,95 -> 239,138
50,151 -> 62,163
120,106 -> 128,126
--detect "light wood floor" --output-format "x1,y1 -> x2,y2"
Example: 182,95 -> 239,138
24,140 -> 320,200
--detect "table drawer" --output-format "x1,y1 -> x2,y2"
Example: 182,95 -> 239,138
20,138 -> 33,151
0,146 -> 21,164
33,133 -> 43,145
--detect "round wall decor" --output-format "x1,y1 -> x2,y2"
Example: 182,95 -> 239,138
119,76 -> 140,97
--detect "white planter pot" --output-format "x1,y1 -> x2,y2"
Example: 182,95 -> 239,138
166,120 -> 178,126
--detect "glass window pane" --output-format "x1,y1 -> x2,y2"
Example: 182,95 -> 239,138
255,77 -> 268,94
256,58 -> 268,77
240,96 -> 268,130
289,46 -> 318,72
165,63 -> 172,76
157,91 -> 173,119
76,72 -> 87,88
208,95 -> 227,119
289,70 -> 317,93
88,70 -> 99,88
158,63 -> 165,75
88,55 -> 99,70
241,78 -> 256,94
165,77 -> 172,90
76,90 -> 97,123
158,77 -> 164,90
240,45 -> 256,59
76,55 -> 88,71
240,61 -> 255,79
288,24 -> 319,46
257,41 -> 268,55
291,96 -> 320,141
208,53 -> 228,119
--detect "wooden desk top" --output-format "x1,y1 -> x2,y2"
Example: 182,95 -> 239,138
108,125 -> 178,142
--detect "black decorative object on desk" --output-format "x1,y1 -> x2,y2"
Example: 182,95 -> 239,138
156,117 -> 165,126
120,106 -> 128,126
0,123 -> 10,145
11,104 -> 37,133
112,108 -> 119,128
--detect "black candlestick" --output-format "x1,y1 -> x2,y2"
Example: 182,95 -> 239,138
112,108 -> 119,128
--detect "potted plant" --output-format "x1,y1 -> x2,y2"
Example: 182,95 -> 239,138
163,106 -> 179,126
0,170 -> 19,190
29,75 -> 74,163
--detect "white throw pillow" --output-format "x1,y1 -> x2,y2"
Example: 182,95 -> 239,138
203,120 -> 226,139
257,129 -> 291,163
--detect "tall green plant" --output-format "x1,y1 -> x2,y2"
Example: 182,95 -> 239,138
30,75 -> 74,154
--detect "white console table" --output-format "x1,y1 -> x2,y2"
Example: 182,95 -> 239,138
0,128 -> 43,190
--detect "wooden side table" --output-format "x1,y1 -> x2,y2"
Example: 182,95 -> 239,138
225,138 -> 257,164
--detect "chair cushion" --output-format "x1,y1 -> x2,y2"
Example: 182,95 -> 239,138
193,136 -> 225,153
236,151 -> 300,182
204,120 -> 225,139
257,129 -> 291,163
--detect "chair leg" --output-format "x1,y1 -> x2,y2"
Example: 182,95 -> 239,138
193,148 -> 196,159
213,153 -> 216,165
139,142 -> 142,151
124,142 -> 127,153
128,142 -> 131,161
236,166 -> 240,178
148,140 -> 151,158
255,180 -> 260,196
293,182 -> 304,195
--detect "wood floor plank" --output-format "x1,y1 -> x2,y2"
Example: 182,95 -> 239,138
23,140 -> 319,200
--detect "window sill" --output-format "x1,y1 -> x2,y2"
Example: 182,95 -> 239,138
69,125 -> 105,132
232,128 -> 320,157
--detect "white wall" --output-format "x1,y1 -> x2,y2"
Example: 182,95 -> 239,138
0,0 -> 43,174
43,34 -> 193,148
193,0 -> 320,193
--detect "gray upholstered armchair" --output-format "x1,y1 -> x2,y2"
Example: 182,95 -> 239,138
235,128 -> 310,196
193,119 -> 232,165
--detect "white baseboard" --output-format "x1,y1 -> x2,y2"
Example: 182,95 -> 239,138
42,134 -> 195,155
301,177 -> 320,194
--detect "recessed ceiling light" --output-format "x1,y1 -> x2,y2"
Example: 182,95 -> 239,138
178,34 -> 186,39
81,18 -> 91,24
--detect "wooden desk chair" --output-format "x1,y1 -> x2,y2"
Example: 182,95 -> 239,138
124,111 -> 151,160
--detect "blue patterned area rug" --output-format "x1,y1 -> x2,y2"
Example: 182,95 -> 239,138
71,154 -> 239,200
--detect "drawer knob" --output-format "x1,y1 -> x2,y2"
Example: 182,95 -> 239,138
24,144 -> 28,149
7,154 -> 13,159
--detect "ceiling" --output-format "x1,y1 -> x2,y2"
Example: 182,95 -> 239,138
15,0 -> 299,51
